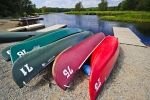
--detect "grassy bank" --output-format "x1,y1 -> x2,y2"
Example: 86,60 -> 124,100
65,11 -> 150,23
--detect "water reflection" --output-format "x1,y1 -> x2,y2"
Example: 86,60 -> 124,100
40,13 -> 150,45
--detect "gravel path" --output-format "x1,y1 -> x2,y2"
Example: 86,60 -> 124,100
0,42 -> 150,100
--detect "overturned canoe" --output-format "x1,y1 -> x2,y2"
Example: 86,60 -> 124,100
8,23 -> 45,32
52,33 -> 105,90
10,28 -> 82,63
0,32 -> 43,43
36,24 -> 67,32
1,28 -> 62,61
89,36 -> 119,100
12,31 -> 92,88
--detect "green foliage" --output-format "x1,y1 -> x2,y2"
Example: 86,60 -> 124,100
21,0 -> 36,15
137,0 -> 150,11
36,7 -> 72,14
66,11 -> 150,23
119,0 -> 138,10
75,2 -> 84,11
119,0 -> 150,11
98,0 -> 108,11
0,0 -> 36,17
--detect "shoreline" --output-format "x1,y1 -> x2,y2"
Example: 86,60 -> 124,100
65,11 -> 150,23
0,19 -> 19,31
0,42 -> 149,99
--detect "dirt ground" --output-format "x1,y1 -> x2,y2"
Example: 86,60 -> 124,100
0,19 -> 19,31
0,42 -> 150,100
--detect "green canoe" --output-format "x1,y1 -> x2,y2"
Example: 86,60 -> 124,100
12,31 -> 92,88
10,28 -> 82,63
1,28 -> 63,61
0,32 -> 44,43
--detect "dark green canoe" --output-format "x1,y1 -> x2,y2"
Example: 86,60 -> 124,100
1,28 -> 63,61
0,32 -> 45,43
10,28 -> 82,63
12,31 -> 92,88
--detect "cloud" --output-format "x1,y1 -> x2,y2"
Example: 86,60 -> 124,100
108,0 -> 123,6
32,0 -> 123,8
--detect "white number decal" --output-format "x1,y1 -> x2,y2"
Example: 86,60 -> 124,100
63,66 -> 73,78
20,64 -> 33,76
6,50 -> 11,55
17,49 -> 27,57
95,78 -> 101,92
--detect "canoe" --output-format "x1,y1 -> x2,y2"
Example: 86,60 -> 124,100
0,32 -> 43,43
12,31 -> 92,88
52,33 -> 105,90
36,24 -> 67,32
8,23 -> 45,32
1,28 -> 64,61
10,28 -> 82,63
89,36 -> 119,100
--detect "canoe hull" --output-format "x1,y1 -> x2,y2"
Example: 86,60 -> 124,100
10,28 -> 82,63
1,29 -> 60,61
12,31 -> 92,88
53,33 -> 105,90
0,32 -> 44,43
89,36 -> 119,100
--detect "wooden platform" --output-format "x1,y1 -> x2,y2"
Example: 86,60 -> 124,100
113,27 -> 145,47
36,24 -> 67,32
8,23 -> 45,32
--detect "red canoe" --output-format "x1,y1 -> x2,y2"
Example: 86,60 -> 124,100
89,36 -> 119,100
52,33 -> 105,90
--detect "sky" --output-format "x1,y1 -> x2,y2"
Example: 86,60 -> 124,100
32,0 -> 123,8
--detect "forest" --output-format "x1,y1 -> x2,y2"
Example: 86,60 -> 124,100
0,0 -> 150,17
0,0 -> 36,17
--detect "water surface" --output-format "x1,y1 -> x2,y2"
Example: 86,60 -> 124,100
40,13 -> 150,45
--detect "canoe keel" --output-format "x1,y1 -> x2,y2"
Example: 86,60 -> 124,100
12,31 -> 92,88
89,36 -> 120,100
52,33 -> 105,90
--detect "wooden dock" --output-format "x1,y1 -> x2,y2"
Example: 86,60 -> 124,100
36,24 -> 67,32
113,27 -> 145,47
8,23 -> 45,32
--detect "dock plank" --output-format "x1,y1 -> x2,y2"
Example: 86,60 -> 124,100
113,27 -> 145,46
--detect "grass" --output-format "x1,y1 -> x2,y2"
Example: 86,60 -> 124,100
65,11 -> 150,23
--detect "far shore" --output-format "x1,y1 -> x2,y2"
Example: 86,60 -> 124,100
66,11 -> 150,23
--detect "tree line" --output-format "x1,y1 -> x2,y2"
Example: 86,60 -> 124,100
74,0 -> 150,11
0,0 -> 36,17
119,0 -> 150,11
0,0 -> 149,17
36,7 -> 72,14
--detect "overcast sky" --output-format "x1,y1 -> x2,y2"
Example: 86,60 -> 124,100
32,0 -> 123,8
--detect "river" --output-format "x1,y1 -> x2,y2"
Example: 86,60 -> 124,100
40,13 -> 150,45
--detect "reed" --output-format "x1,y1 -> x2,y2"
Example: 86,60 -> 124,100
65,11 -> 150,23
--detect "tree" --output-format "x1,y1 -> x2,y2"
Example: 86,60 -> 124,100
120,0 -> 138,10
21,0 -> 36,15
75,2 -> 83,11
0,0 -> 36,17
98,0 -> 108,11
136,0 -> 150,11
40,6 -> 47,14
119,0 -> 150,11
